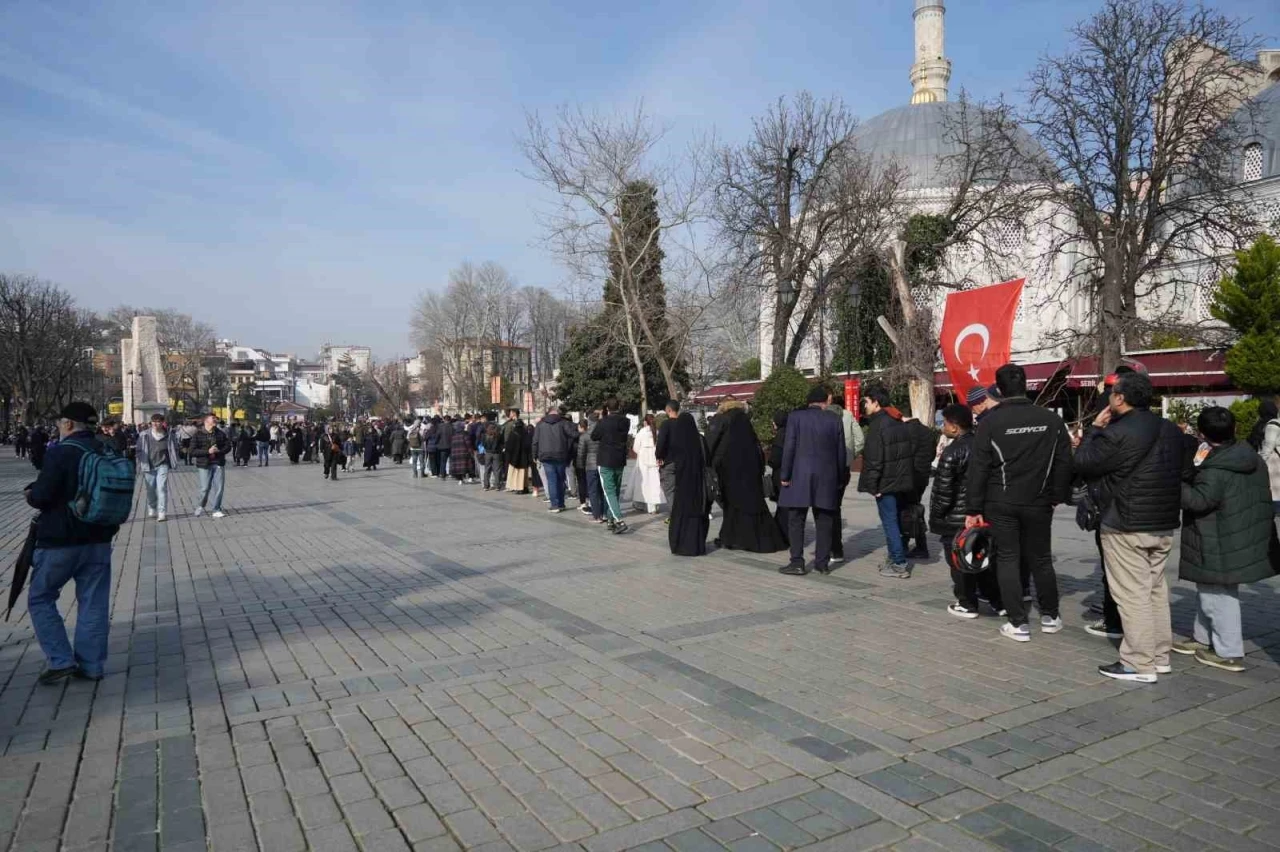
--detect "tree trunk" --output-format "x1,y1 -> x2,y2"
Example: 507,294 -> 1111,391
885,243 -> 936,425
1098,243 -> 1124,375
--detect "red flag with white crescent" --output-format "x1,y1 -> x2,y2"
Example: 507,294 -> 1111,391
939,279 -> 1025,398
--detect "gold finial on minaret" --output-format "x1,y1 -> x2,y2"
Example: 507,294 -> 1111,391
910,0 -> 952,104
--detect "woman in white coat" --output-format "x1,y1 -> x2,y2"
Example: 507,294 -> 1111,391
631,414 -> 666,513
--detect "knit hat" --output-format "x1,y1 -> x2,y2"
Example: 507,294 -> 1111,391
965,385 -> 989,406
59,402 -> 98,426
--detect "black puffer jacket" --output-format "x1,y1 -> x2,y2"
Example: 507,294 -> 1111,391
929,433 -> 972,537
905,419 -> 935,492
858,411 -> 915,496
1073,408 -> 1184,533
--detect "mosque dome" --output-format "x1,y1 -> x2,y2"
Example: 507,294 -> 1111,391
852,101 -> 1047,190
1235,82 -> 1280,183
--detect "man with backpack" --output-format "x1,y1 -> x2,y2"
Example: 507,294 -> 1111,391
407,417 -> 425,478
24,402 -> 131,685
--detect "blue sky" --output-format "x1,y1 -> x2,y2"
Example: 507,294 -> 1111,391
0,0 -> 1274,358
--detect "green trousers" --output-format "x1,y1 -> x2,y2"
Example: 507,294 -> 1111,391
598,467 -> 624,522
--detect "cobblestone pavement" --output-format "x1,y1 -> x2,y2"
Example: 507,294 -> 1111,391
4,453 -> 1280,852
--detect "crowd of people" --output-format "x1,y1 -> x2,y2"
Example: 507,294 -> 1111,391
11,360 -> 1280,687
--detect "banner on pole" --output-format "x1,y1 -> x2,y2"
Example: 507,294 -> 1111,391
844,377 -> 861,418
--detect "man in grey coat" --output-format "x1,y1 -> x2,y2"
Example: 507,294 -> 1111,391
778,386 -> 848,576
135,413 -> 180,522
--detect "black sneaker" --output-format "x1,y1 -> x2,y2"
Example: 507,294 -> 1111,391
73,669 -> 104,682
779,561 -> 809,576
38,667 -> 77,686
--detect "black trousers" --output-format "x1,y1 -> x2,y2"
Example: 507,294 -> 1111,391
323,455 -> 339,480
945,534 -> 1004,611
900,489 -> 929,553
788,506 -> 835,568
988,505 -> 1059,626
830,482 -> 847,557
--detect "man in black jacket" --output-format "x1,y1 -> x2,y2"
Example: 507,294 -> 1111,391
1074,371 -> 1184,683
24,402 -> 121,685
965,364 -> 1073,642
931,404 -> 1003,619
901,416 -> 935,559
858,385 -> 917,577
591,398 -> 631,533
189,413 -> 231,517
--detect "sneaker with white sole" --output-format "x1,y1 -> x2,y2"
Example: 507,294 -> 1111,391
1085,620 -> 1124,639
1000,622 -> 1031,643
193,508 -> 205,518
1040,616 -> 1064,634
1098,662 -> 1156,683
948,602 -> 979,619
211,511 -> 225,519
146,508 -> 156,518
1172,639 -> 1210,655
157,513 -> 166,522
1156,664 -> 1172,674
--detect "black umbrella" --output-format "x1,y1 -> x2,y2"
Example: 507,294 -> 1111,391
5,518 -> 38,621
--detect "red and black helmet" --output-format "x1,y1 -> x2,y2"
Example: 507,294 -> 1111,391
949,524 -> 994,575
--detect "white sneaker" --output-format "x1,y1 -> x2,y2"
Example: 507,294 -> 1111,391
948,602 -> 979,620
1156,664 -> 1172,674
146,508 -> 156,518
211,511 -> 226,519
1000,622 -> 1032,643
1040,616 -> 1064,634
193,508 -> 205,518
157,513 -> 166,523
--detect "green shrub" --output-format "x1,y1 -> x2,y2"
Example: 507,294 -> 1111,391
1229,398 -> 1260,443
751,365 -> 812,442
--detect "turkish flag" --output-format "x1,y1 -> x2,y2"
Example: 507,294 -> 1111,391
939,278 -> 1025,398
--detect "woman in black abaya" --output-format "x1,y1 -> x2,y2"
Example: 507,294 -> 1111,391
664,411 -> 709,556
711,404 -> 786,552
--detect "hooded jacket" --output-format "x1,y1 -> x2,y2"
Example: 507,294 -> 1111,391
1179,440 -> 1275,585
532,412 -> 578,463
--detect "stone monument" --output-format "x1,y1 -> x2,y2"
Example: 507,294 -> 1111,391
121,316 -> 169,424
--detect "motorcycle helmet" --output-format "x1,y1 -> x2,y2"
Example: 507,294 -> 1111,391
949,524 -> 994,575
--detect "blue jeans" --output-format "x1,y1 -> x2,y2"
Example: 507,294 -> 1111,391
257,441 -> 270,464
586,468 -> 604,519
143,464 -> 169,514
876,493 -> 908,565
543,460 -> 568,508
410,449 -> 424,475
198,465 -> 225,511
28,543 -> 113,676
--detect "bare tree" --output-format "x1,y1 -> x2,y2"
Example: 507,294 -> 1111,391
522,103 -> 713,413
715,93 -> 912,371
1021,0 -> 1263,372
521,286 -> 571,384
0,274 -> 99,423
878,94 -> 1040,422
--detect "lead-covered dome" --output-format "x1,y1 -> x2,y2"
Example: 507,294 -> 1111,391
853,101 -> 1046,190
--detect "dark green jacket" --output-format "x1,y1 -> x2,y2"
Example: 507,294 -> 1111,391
1179,441 -> 1275,586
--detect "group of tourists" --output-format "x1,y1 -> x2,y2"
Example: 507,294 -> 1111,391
14,359 -> 1280,687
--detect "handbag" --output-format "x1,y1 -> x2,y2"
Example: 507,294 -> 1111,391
762,470 -> 777,502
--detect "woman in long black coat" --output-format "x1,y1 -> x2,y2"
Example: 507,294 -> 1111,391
286,426 -> 304,463
363,426 -> 381,470
663,412 -> 709,556
711,405 -> 786,552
